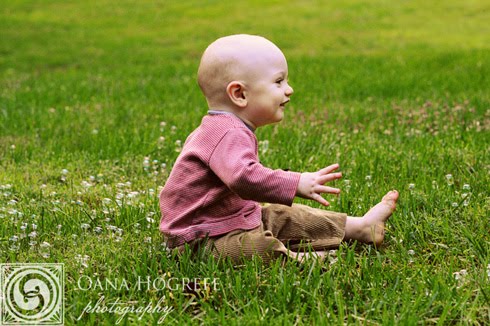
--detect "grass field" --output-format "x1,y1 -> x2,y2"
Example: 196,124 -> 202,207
1,1 -> 489,324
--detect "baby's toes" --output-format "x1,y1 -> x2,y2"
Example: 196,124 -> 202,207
382,190 -> 399,209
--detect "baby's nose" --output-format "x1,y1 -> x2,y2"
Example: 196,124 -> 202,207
286,84 -> 294,96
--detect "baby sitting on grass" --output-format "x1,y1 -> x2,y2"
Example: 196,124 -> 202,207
159,34 -> 399,263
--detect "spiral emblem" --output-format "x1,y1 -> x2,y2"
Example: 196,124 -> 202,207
1,263 -> 64,325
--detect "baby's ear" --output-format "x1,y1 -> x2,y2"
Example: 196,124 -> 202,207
226,81 -> 247,108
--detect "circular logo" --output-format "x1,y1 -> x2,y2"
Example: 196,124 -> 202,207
1,264 -> 64,325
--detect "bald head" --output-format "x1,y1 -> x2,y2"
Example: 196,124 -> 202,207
197,34 -> 286,106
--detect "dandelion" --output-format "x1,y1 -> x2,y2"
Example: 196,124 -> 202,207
408,183 -> 415,191
10,144 -> 16,150
28,231 -> 37,239
445,174 -> 454,186
92,129 -> 99,135
452,202 -> 458,208
94,226 -> 103,234
171,125 -> 177,134
144,236 -> 152,243
159,121 -> 167,132
102,198 -> 112,205
462,184 -> 470,191
81,223 -> 90,231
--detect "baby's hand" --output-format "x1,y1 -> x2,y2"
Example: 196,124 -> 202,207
296,163 -> 342,206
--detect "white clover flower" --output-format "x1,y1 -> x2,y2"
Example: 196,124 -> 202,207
445,174 -> 454,185
146,217 -> 155,224
107,225 -> 117,231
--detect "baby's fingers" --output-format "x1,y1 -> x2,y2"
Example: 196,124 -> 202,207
318,163 -> 340,175
313,193 -> 330,206
316,185 -> 341,195
318,172 -> 342,184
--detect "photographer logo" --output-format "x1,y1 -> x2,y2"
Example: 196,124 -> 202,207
1,263 -> 64,325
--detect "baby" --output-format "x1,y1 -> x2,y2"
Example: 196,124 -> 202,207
159,34 -> 399,263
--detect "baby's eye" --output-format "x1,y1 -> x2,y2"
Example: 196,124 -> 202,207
275,79 -> 283,84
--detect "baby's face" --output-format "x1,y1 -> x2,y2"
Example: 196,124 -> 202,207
239,48 -> 294,128
198,35 -> 294,128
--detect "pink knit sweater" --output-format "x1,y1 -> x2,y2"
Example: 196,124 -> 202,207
159,113 -> 301,247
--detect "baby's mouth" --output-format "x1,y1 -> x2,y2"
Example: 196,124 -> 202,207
280,100 -> 290,107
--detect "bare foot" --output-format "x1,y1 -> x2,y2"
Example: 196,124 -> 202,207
344,190 -> 399,246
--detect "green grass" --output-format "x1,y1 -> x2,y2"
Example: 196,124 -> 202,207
1,0 -> 489,324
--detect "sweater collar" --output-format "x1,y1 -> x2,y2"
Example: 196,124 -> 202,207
207,110 -> 255,132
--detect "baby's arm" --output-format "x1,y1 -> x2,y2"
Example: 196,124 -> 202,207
296,163 -> 342,206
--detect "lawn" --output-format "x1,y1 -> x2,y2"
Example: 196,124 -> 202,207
1,0 -> 489,324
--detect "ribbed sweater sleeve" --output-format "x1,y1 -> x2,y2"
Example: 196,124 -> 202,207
209,128 -> 301,206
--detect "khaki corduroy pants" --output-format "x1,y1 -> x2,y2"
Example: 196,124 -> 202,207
177,203 -> 346,264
